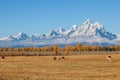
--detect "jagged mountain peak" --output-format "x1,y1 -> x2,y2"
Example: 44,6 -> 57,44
80,19 -> 104,31
55,27 -> 66,33
81,19 -> 104,30
0,35 -> 15,41
81,19 -> 93,30
46,27 -> 66,38
15,32 -> 29,40
17,32 -> 28,37
77,19 -> 117,40
83,18 -> 92,25
71,24 -> 78,30
94,22 -> 104,30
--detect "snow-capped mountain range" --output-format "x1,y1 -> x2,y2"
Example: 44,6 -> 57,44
0,19 -> 120,47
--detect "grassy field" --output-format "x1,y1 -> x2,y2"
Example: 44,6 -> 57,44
0,53 -> 120,80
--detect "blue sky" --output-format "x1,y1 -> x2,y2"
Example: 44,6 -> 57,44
0,0 -> 120,38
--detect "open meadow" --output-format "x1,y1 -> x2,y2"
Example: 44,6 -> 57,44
0,52 -> 120,80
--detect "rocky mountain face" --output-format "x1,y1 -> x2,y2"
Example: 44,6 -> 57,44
0,19 -> 119,47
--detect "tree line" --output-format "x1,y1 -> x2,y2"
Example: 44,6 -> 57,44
0,44 -> 120,55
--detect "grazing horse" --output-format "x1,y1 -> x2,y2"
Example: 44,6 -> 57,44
1,56 -> 5,59
61,56 -> 65,60
59,56 -> 65,60
106,55 -> 112,62
53,57 -> 57,60
53,56 -> 65,60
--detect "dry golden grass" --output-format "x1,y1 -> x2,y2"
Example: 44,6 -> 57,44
0,53 -> 120,80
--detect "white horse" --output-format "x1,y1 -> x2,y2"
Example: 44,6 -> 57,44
106,55 -> 112,62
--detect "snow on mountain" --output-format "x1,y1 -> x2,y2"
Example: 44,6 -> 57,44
15,32 -> 29,40
46,27 -> 66,38
0,19 -> 119,47
63,19 -> 117,40
0,35 -> 15,41
64,24 -> 78,37
0,32 -> 29,41
70,19 -> 116,40
30,33 -> 46,40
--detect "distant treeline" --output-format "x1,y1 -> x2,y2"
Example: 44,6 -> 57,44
0,44 -> 120,55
